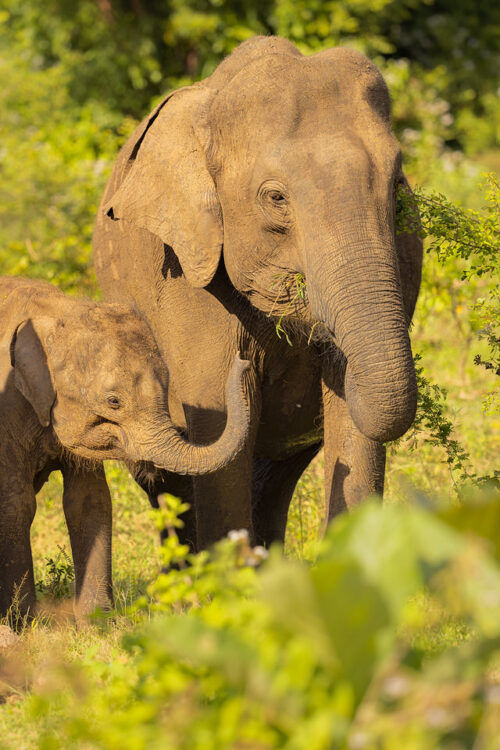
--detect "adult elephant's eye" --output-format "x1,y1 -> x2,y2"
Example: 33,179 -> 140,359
107,395 -> 121,409
269,191 -> 286,204
258,182 -> 291,232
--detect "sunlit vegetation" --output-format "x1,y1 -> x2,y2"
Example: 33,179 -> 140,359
0,1 -> 498,748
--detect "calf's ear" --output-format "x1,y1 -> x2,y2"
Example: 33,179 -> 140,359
10,318 -> 56,427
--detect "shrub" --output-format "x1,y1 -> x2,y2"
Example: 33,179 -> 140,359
31,494 -> 500,749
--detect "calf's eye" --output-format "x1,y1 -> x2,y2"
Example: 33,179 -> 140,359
107,395 -> 121,409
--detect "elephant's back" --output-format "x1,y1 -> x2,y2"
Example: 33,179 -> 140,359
0,276 -> 63,305
93,114 -> 151,303
0,277 -> 65,340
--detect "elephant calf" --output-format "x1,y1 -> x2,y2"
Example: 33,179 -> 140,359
0,276 -> 250,620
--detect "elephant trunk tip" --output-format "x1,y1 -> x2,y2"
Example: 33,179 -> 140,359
345,366 -> 418,443
144,351 -> 252,476
232,351 -> 251,378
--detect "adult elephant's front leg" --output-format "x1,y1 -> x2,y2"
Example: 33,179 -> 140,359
322,376 -> 385,526
62,463 -> 113,617
128,465 -> 197,552
193,446 -> 255,549
186,363 -> 259,549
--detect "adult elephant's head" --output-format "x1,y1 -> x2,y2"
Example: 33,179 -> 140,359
104,36 -> 422,443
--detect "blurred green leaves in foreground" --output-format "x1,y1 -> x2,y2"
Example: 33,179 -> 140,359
28,493 -> 500,750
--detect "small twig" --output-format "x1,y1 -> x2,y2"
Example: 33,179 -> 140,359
24,238 -> 38,261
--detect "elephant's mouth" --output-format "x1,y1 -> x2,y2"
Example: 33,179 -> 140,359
63,443 -> 126,462
64,423 -> 129,462
238,265 -> 338,348
236,263 -> 309,317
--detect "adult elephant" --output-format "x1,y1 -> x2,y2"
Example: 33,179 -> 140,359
94,36 -> 422,550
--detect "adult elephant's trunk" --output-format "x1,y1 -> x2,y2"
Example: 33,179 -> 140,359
305,212 -> 417,443
136,354 -> 251,474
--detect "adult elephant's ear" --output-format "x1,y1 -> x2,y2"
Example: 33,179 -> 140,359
103,86 -> 222,289
395,175 -> 423,324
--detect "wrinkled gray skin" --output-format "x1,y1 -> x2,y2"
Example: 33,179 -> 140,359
0,276 -> 250,619
94,36 -> 422,551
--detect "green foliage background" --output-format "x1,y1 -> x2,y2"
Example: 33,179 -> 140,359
0,0 -> 498,292
0,2 -> 499,748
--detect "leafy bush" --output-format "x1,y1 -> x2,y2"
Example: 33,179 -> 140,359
35,547 -> 75,601
29,494 -> 500,749
396,174 -> 499,481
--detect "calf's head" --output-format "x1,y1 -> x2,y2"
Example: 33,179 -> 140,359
10,302 -> 251,473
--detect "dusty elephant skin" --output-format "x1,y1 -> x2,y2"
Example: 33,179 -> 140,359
94,36 -> 423,550
0,276 -> 250,620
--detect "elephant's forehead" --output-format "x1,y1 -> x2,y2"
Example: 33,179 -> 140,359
60,320 -> 163,379
255,130 -> 401,183
214,51 -> 390,141
69,343 -> 165,400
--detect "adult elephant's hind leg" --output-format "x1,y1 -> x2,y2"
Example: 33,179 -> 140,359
322,377 -> 385,528
252,444 -> 322,548
148,488 -> 197,553
129,464 -> 197,552
62,463 -> 113,618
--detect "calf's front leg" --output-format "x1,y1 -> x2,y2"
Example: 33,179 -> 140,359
0,478 -> 37,623
62,463 -> 113,618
